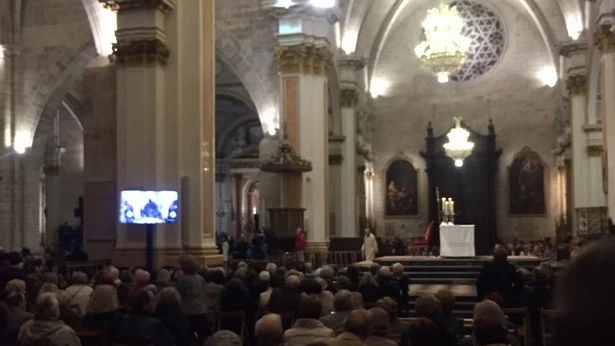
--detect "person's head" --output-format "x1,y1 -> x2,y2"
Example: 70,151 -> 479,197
5,279 -> 26,294
265,262 -> 277,275
237,261 -> 248,269
415,295 -> 442,322
204,330 -> 242,346
95,271 -> 115,286
155,269 -> 171,286
131,289 -> 156,313
300,278 -> 322,295
473,319 -> 507,346
207,269 -> 226,285
553,238 -> 615,346
7,252 -> 23,266
5,292 -> 26,310
39,282 -> 59,295
259,271 -> 271,286
370,263 -> 381,275
87,284 -> 119,314
392,262 -> 404,275
377,297 -> 398,322
407,317 -> 440,346
434,289 -> 455,317
335,276 -> 351,291
364,229 -> 371,236
304,262 -> 313,274
344,308 -> 373,340
107,266 -> 120,281
179,254 -> 198,274
368,307 -> 390,337
71,271 -> 88,285
378,266 -> 391,277
255,313 -> 283,346
333,289 -> 353,312
34,292 -> 60,320
134,269 -> 151,286
493,247 -> 509,264
360,272 -> 377,286
297,294 -> 322,319
319,266 -> 333,281
483,292 -> 506,310
55,290 -> 72,311
473,300 -> 506,328
285,275 -> 301,291
351,291 -> 364,309
157,286 -> 182,309
296,227 -> 303,235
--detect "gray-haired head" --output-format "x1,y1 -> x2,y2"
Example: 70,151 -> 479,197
237,261 -> 248,269
259,271 -> 271,285
320,266 -> 333,280
285,275 -> 301,290
392,262 -> 404,274
333,289 -> 353,312
35,292 -> 60,320
72,271 -> 88,285
265,262 -> 277,275
204,330 -> 242,346
255,313 -> 283,346
379,266 -> 391,277
107,266 -> 120,280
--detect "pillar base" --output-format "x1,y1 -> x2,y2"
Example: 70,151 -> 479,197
305,241 -> 329,253
112,246 -> 223,268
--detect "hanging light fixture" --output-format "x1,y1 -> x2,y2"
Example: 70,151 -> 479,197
443,117 -> 474,167
414,1 -> 471,83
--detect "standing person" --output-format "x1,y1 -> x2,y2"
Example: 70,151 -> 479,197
295,228 -> 306,263
362,229 -> 378,262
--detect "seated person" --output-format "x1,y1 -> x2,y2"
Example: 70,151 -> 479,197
0,293 -> 33,345
82,285 -> 124,338
18,293 -> 81,346
114,290 -> 173,346
155,287 -> 199,346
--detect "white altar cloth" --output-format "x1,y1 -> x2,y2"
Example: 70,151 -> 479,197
440,225 -> 476,257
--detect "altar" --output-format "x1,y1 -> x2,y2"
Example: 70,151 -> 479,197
440,225 -> 476,257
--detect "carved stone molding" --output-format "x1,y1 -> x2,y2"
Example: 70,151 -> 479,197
566,74 -> 587,95
112,39 -> 170,66
338,57 -> 367,71
100,0 -> 175,13
275,44 -> 331,76
594,23 -> 615,53
340,88 -> 359,108
587,144 -> 604,156
560,41 -> 588,57
328,135 -> 345,143
329,154 -> 343,165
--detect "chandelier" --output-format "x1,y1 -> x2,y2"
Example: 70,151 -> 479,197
414,1 -> 471,83
443,117 -> 474,167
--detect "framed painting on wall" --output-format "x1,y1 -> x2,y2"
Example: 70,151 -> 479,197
509,147 -> 546,215
385,158 -> 418,217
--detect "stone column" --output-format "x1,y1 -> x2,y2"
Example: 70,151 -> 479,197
595,21 -> 615,222
276,42 -> 332,252
328,135 -> 344,236
107,0 -> 221,266
338,56 -> 365,237
258,134 -> 281,227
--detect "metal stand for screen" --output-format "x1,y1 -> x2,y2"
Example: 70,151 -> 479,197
146,224 -> 155,272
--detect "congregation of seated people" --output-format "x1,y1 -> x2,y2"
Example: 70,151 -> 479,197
0,235 -> 609,346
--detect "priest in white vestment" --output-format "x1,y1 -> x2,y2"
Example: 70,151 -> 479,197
361,229 -> 378,261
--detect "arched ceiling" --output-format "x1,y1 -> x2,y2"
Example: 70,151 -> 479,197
342,0 -> 578,90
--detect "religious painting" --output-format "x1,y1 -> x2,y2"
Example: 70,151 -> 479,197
385,159 -> 418,217
509,147 -> 546,215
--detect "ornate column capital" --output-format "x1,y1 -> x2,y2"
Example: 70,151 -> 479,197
275,44 -> 331,75
560,41 -> 588,58
338,56 -> 367,71
340,88 -> 359,108
566,74 -> 587,95
112,39 -> 170,66
100,0 -> 176,14
594,23 -> 615,53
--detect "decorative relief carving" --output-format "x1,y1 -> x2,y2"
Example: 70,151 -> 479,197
340,88 -> 359,108
329,154 -> 343,165
100,0 -> 175,13
275,44 -> 331,76
560,41 -> 588,58
112,39 -> 170,66
594,23 -> 615,53
587,145 -> 604,157
566,74 -> 587,94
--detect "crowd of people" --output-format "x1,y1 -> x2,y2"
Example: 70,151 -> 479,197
0,235 -> 613,346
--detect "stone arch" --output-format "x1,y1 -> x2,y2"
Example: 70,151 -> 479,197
25,43 -> 97,153
215,28 -> 278,132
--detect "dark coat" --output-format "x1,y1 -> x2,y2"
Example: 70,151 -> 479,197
267,287 -> 301,314
155,306 -> 199,346
114,312 -> 173,346
476,261 -> 521,305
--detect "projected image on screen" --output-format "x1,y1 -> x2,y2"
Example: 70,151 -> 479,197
119,190 -> 179,224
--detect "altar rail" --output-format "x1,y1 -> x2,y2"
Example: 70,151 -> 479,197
229,250 -> 362,270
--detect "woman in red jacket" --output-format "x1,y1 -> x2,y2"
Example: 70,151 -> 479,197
295,228 -> 306,263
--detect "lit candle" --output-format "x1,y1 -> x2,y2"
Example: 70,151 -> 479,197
444,200 -> 449,215
441,198 -> 447,215
448,198 -> 453,215
450,200 -> 455,215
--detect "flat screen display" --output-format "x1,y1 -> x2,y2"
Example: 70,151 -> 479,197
119,190 -> 179,225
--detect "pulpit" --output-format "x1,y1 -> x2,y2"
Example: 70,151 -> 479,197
261,135 -> 312,251
421,120 -> 501,255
